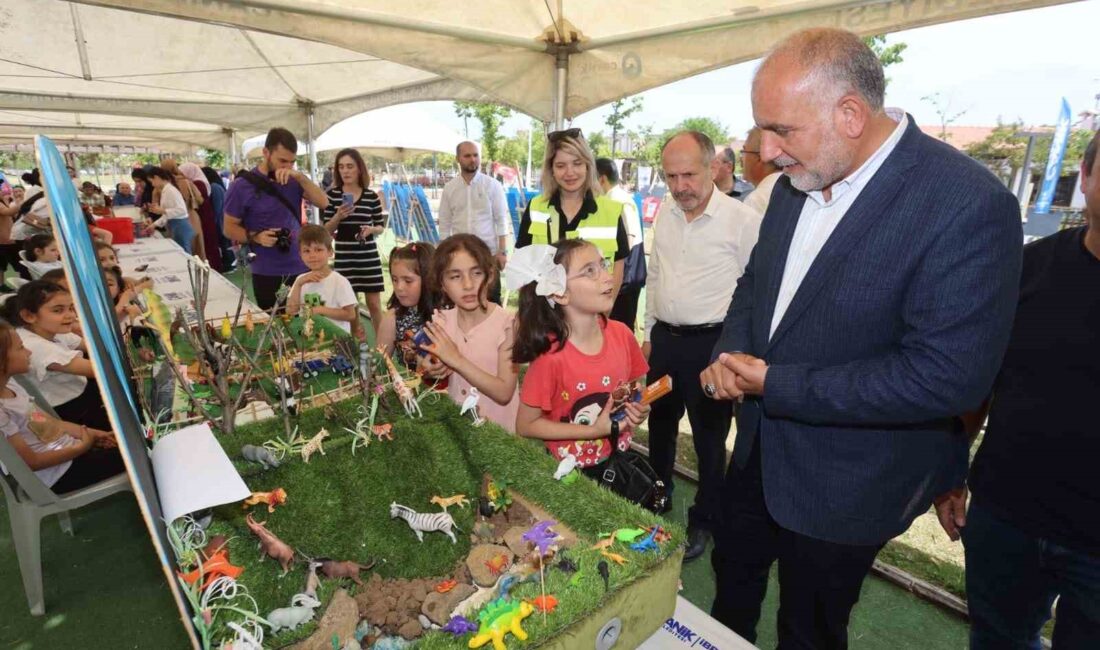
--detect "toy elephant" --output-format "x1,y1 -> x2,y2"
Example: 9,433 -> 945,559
267,594 -> 319,633
241,444 -> 280,470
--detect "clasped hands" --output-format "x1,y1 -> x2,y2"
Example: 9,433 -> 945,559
699,352 -> 769,401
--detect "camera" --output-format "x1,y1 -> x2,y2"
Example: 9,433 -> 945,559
274,228 -> 292,252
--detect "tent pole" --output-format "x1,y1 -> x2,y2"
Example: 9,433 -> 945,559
307,104 -> 320,224
553,51 -> 568,131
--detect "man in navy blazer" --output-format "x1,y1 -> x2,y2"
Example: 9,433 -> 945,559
701,29 -> 1022,648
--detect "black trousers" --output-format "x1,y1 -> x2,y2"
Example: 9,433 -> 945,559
646,322 -> 731,530
711,440 -> 883,649
610,285 -> 641,331
51,447 -> 126,494
251,272 -> 300,311
54,377 -> 112,432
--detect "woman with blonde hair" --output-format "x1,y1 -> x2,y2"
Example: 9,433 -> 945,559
515,128 -> 629,310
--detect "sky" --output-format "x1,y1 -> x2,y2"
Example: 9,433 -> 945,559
412,1 -> 1100,143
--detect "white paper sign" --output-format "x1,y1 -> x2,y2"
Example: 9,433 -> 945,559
639,596 -> 754,650
150,422 -> 251,524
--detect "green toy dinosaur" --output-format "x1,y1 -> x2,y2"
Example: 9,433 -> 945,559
142,289 -> 176,359
469,598 -> 533,650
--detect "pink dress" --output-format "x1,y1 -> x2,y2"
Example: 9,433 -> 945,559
437,305 -> 520,433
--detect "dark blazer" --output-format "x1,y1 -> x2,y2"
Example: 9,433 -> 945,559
713,117 -> 1022,545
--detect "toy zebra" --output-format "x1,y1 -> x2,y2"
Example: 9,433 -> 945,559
389,502 -> 457,543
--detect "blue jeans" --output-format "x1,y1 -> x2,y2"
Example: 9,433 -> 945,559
964,500 -> 1100,649
167,217 -> 194,254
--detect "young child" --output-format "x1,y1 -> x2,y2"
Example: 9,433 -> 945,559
3,280 -> 112,431
286,224 -> 358,334
419,234 -> 519,432
377,242 -> 435,368
20,233 -> 63,278
0,323 -> 122,494
93,242 -> 152,293
104,265 -> 142,327
510,240 -> 650,471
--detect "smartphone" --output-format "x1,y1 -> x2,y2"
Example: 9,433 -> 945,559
342,192 -> 355,207
412,327 -> 432,357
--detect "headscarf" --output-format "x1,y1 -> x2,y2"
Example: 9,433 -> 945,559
201,166 -> 225,190
180,162 -> 210,193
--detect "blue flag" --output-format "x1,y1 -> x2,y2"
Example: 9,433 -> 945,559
1033,99 -> 1072,215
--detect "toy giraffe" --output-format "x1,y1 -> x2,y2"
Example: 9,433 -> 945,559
382,349 -> 422,417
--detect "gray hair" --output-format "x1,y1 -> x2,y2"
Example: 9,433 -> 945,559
662,131 -> 715,166
763,28 -> 885,112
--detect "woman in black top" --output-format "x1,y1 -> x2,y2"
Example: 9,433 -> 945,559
321,148 -> 386,336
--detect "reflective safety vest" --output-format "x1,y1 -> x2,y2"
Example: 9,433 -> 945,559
525,193 -> 622,264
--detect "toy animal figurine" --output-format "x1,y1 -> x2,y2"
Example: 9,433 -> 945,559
441,614 -> 478,637
202,534 -> 229,560
243,310 -> 255,334
554,557 -> 578,574
303,560 -> 322,600
318,559 -> 376,586
460,387 -> 484,426
267,593 -> 321,633
435,579 -> 458,594
552,454 -> 578,481
301,428 -> 329,463
221,313 -> 233,340
142,289 -> 176,358
521,520 -> 560,557
600,550 -> 629,566
468,598 -> 534,650
372,423 -> 393,441
629,526 -> 661,553
590,536 -> 616,551
178,550 -> 244,590
597,560 -> 610,592
389,502 -> 458,543
241,444 -> 280,470
484,553 -> 510,576
642,525 -> 671,543
242,487 -> 288,513
245,513 -> 295,575
430,494 -> 470,511
531,594 -> 557,614
382,353 -> 422,417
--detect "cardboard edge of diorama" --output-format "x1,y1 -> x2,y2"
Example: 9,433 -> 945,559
39,135 -> 201,650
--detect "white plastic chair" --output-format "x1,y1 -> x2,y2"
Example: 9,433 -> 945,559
0,381 -> 132,615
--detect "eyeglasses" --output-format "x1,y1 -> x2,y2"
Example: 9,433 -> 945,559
547,128 -> 583,143
568,257 -> 611,281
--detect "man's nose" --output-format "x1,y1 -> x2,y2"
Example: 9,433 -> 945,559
760,131 -> 783,163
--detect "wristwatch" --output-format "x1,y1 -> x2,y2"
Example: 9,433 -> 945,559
609,419 -> 619,440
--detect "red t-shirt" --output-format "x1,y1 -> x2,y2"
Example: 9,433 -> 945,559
520,319 -> 649,467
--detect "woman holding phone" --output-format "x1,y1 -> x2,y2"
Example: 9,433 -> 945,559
321,148 -> 386,337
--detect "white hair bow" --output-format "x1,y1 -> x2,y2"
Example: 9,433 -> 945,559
504,245 -> 567,306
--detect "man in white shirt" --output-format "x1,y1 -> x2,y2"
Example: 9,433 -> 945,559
596,158 -> 646,331
740,127 -> 782,216
644,130 -> 763,561
438,141 -> 510,303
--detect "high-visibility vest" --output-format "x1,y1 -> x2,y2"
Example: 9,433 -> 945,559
525,193 -> 622,263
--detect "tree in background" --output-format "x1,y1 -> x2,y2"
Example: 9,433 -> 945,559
967,120 -> 1095,180
922,93 -> 968,142
452,101 -> 513,165
666,117 -> 730,148
201,149 -> 228,170
863,35 -> 907,87
604,97 -> 644,156
586,131 -> 612,158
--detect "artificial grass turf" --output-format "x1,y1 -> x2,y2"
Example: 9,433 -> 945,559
199,391 -> 684,648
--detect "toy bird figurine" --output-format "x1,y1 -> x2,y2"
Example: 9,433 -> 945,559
553,454 -> 578,481
460,387 -> 484,426
221,313 -> 232,340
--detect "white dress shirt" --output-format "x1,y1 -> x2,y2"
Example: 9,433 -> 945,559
769,110 -> 908,338
743,171 -> 782,217
645,186 -> 763,340
608,184 -> 643,250
437,171 -> 510,254
152,182 -> 189,227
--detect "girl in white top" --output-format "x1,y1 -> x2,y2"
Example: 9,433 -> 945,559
142,166 -> 195,254
5,280 -> 112,431
0,323 -> 121,493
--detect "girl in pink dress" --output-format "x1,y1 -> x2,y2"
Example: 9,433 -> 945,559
419,234 -> 519,432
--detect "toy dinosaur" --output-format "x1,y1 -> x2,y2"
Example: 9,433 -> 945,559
241,444 -> 280,470
242,487 -> 287,513
245,513 -> 295,575
607,527 -> 647,543
484,553 -> 510,576
641,525 -> 672,544
441,614 -> 478,636
178,550 -> 243,590
435,579 -> 458,593
629,526 -> 661,553
430,494 -> 470,511
597,561 -> 610,591
318,559 -> 375,586
554,557 -> 578,574
531,594 -> 557,614
521,520 -> 560,556
301,428 -> 329,463
142,289 -> 176,358
600,550 -> 629,566
469,598 -> 534,650
590,536 -> 616,551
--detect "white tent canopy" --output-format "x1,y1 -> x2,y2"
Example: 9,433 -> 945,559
0,0 -> 1077,142
0,110 -> 231,150
239,105 -> 465,159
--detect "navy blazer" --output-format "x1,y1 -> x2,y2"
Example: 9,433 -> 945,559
713,117 -> 1022,545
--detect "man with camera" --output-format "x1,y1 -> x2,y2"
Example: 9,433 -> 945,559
223,127 -> 330,310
